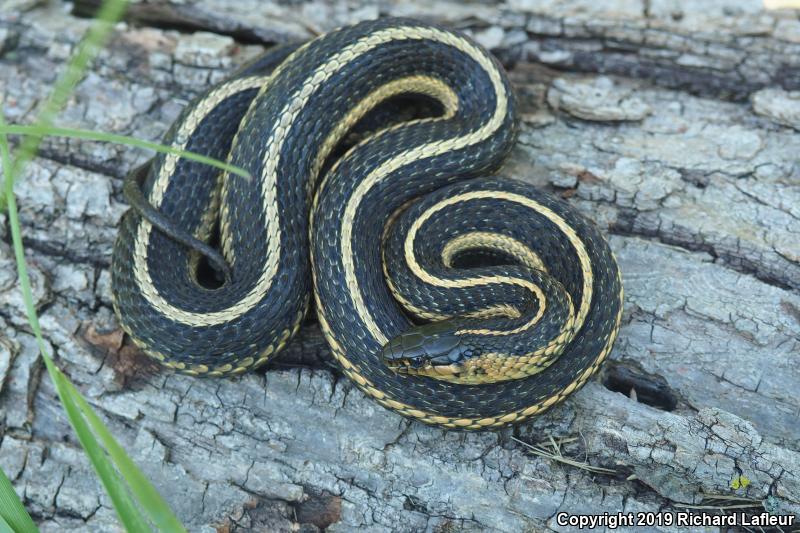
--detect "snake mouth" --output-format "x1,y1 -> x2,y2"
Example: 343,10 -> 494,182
384,357 -> 464,379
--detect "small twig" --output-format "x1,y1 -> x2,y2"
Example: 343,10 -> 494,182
673,493 -> 764,512
512,436 -> 618,474
673,503 -> 764,510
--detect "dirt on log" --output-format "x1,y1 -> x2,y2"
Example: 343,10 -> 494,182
0,0 -> 799,531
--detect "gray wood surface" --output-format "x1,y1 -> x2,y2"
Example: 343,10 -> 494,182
0,0 -> 798,531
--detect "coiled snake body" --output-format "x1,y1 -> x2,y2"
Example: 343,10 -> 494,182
112,18 -> 623,430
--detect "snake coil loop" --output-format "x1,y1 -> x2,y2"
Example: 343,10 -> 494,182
112,18 -> 623,429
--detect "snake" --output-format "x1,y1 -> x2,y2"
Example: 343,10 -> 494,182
111,18 -> 623,430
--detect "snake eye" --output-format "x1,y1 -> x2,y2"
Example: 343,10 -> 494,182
406,357 -> 424,369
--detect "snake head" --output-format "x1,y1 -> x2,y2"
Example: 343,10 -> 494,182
382,320 -> 478,383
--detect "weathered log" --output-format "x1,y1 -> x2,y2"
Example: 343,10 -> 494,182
0,1 -> 798,531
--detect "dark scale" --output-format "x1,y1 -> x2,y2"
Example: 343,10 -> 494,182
113,18 -> 623,428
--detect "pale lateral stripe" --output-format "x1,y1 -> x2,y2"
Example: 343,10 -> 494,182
441,231 -> 546,272
132,75 -> 269,325
309,75 -> 458,195
404,191 -> 593,337
341,29 -> 509,345
134,27 -> 466,326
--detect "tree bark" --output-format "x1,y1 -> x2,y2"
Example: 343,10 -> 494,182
0,1 -> 798,531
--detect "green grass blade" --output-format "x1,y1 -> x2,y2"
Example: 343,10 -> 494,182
61,377 -> 187,532
0,123 -> 44,347
0,467 -> 38,533
7,0 -> 129,184
1,123 -> 151,533
0,125 -> 251,179
0,514 -> 17,533
0,0 -> 133,208
44,361 -> 151,533
0,0 -> 185,530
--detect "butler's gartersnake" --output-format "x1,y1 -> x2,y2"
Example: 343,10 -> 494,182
111,18 -> 623,429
